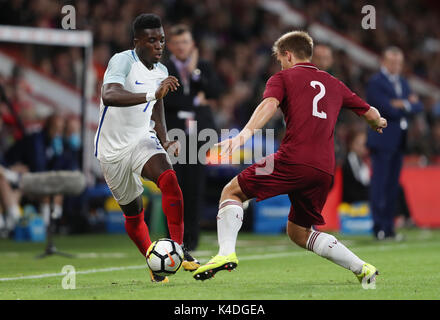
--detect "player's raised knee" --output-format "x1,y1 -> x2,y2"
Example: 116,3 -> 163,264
220,177 -> 247,203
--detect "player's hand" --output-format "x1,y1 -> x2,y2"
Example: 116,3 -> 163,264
155,76 -> 180,99
214,135 -> 244,157
163,140 -> 181,157
372,117 -> 387,134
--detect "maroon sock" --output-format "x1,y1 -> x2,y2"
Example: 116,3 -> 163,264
124,209 -> 151,257
157,169 -> 184,245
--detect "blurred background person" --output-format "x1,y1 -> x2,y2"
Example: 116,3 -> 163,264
0,164 -> 22,237
61,116 -> 84,233
0,65 -> 34,142
432,119 -> 440,156
5,113 -> 67,226
394,184 -> 414,229
366,47 -> 423,241
342,130 -> 370,204
63,116 -> 81,171
312,44 -> 334,74
163,24 -> 222,251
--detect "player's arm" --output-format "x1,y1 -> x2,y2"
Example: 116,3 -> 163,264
151,98 -> 180,156
102,83 -> 149,107
102,77 -> 179,107
340,80 -> 387,133
215,97 -> 279,155
362,106 -> 387,134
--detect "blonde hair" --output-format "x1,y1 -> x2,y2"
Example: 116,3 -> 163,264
272,31 -> 314,60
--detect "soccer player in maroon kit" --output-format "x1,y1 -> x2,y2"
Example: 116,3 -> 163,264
193,31 -> 387,287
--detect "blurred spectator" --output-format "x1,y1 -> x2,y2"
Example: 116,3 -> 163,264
0,66 -> 33,141
1,0 -> 438,161
406,113 -> 431,160
296,0 -> 440,86
394,184 -> 415,229
63,116 -> 81,171
61,116 -> 84,234
5,113 -> 67,225
342,130 -> 369,204
6,113 -> 66,172
0,165 -> 22,237
312,44 -> 334,73
366,47 -> 423,241
163,24 -> 222,251
0,107 -> 25,236
432,119 -> 440,157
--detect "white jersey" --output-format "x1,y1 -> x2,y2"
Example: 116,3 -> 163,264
94,49 -> 168,163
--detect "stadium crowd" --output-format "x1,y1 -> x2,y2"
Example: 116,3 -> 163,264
1,0 -> 439,163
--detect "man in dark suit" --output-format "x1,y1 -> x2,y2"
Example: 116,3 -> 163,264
366,47 -> 423,240
163,24 -> 222,252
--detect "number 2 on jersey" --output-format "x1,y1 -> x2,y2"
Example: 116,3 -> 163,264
310,81 -> 327,119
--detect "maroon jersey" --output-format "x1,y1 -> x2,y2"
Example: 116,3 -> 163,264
263,62 -> 370,175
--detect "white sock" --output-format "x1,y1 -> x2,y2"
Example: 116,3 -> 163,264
2,167 -> 20,185
8,205 -> 20,219
5,205 -> 21,230
52,204 -> 63,219
307,231 -> 365,274
217,199 -> 243,256
41,203 -> 51,225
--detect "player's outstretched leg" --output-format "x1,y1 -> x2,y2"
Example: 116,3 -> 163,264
194,178 -> 246,281
193,199 -> 241,280
157,169 -> 200,271
123,208 -> 152,257
287,221 -> 379,288
120,196 -> 168,283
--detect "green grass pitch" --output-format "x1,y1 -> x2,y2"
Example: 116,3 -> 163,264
1,229 -> 439,300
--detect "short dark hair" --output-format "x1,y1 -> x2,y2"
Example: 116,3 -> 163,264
169,24 -> 191,38
132,14 -> 162,37
273,31 -> 314,60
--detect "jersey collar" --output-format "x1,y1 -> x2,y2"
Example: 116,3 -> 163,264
291,62 -> 319,70
132,49 -> 157,71
131,49 -> 139,62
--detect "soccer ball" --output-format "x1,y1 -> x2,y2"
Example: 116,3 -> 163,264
146,238 -> 184,276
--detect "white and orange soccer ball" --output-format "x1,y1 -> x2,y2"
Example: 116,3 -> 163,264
146,238 -> 184,276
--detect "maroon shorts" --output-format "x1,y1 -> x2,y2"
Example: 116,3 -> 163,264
237,154 -> 333,228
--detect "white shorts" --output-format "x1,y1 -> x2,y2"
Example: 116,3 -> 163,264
100,133 -> 170,205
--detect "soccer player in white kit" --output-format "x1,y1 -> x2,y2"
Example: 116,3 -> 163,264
94,14 -> 199,283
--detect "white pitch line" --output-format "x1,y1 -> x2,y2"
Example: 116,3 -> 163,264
0,251 -> 306,282
0,265 -> 146,281
1,241 -> 439,282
